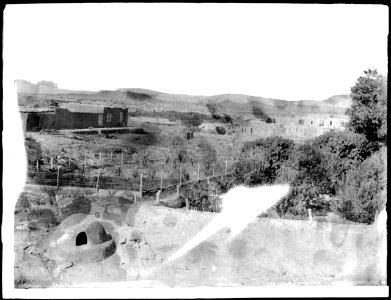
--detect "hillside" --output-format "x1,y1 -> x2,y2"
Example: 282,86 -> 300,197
16,79 -> 351,119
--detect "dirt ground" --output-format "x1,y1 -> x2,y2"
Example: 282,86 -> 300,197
14,185 -> 387,288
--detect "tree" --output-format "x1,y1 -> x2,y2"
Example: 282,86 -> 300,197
336,148 -> 387,224
311,130 -> 372,194
346,69 -> 387,144
283,143 -> 330,192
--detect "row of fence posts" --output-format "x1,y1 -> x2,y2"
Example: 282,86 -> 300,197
36,151 -> 232,171
37,160 -> 231,190
33,155 -> 231,196
35,151 -> 131,172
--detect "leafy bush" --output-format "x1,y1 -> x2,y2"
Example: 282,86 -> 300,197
276,183 -> 319,218
274,143 -> 331,217
213,174 -> 238,194
312,130 -> 372,194
215,126 -> 226,135
234,136 -> 295,185
183,180 -> 222,212
335,149 -> 387,224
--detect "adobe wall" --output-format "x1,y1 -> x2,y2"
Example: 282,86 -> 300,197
22,107 -> 128,131
103,107 -> 128,127
126,205 -> 385,285
20,113 -> 28,131
38,108 -> 100,130
236,114 -> 349,139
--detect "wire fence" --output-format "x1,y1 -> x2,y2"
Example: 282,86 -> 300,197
26,168 -> 236,195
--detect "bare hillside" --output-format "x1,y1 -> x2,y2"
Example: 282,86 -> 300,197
16,79 -> 351,119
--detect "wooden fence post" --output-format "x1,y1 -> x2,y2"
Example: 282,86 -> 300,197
50,157 -> 54,169
179,165 -> 182,186
225,160 -> 228,175
84,153 -> 87,168
308,208 -> 312,222
134,193 -> 137,205
99,151 -> 102,166
155,190 -> 161,205
185,198 -> 189,210
96,168 -> 101,194
57,166 -> 60,190
197,164 -> 200,181
160,169 -> 163,190
139,173 -> 143,198
177,185 -> 180,196
36,160 -> 39,172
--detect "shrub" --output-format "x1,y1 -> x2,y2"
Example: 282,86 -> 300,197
214,174 -> 239,194
235,136 -> 295,185
276,183 -> 319,218
183,180 -> 222,212
312,130 -> 372,194
293,143 -> 331,193
215,126 -> 226,135
335,149 -> 387,224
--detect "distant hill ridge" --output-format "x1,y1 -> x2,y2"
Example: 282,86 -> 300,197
15,79 -> 351,109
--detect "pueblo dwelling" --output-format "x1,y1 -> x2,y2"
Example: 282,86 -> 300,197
19,103 -> 128,132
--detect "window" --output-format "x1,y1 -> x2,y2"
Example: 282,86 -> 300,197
98,114 -> 103,126
107,113 -> 112,123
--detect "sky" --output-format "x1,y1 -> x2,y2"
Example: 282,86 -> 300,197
4,4 -> 388,101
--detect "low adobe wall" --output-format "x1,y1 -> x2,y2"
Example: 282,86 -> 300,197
124,205 -> 386,285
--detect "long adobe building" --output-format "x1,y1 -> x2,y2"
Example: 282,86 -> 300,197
19,103 -> 128,132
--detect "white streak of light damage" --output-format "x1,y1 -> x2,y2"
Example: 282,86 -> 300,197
166,184 -> 290,263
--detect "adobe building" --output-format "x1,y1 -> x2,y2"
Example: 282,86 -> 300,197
45,213 -> 116,264
128,116 -> 177,127
19,103 -> 128,132
198,122 -> 226,132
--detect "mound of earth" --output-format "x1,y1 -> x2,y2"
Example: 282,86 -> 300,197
56,191 -> 91,221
